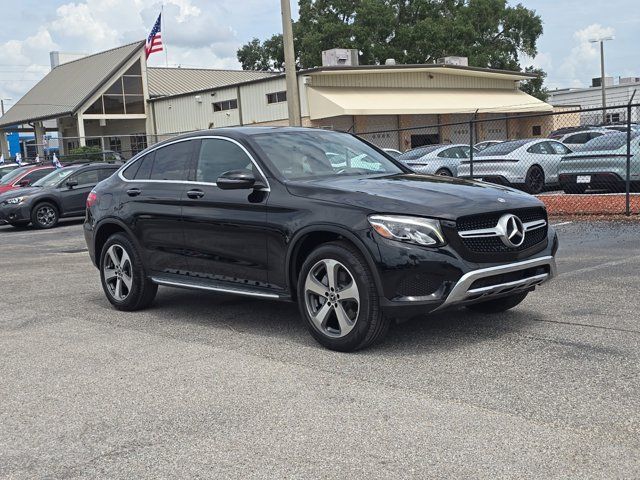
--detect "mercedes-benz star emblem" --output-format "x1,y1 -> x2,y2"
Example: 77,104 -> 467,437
497,214 -> 525,247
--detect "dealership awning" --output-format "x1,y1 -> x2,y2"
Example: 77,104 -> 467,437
307,87 -> 553,120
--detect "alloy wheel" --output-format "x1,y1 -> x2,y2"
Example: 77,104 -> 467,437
527,168 -> 544,194
36,206 -> 56,227
103,244 -> 133,301
304,259 -> 360,338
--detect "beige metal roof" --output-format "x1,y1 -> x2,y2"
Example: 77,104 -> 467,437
0,41 -> 144,128
146,68 -> 275,98
307,87 -> 553,119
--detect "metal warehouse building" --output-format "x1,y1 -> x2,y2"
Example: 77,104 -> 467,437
0,43 -> 557,159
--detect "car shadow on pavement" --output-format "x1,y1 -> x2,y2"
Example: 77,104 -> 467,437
90,286 -> 541,353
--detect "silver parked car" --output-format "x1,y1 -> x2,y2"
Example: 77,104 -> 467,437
396,144 -> 473,177
457,138 -> 572,194
382,148 -> 402,158
555,129 -> 617,151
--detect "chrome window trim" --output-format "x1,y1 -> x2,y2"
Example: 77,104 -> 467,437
117,135 -> 271,191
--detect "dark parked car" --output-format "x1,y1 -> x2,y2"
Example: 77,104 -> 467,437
84,128 -> 558,351
0,163 -> 119,228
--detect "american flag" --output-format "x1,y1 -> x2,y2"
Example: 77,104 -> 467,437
145,13 -> 163,59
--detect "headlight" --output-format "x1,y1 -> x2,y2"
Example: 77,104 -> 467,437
368,214 -> 446,247
3,196 -> 24,205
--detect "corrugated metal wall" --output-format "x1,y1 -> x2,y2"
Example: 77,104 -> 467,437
309,72 -> 516,90
241,77 -> 288,124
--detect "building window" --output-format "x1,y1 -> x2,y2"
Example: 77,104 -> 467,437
606,113 -> 621,123
86,138 -> 101,148
213,99 -> 238,112
131,134 -> 148,156
266,91 -> 287,104
84,60 -> 144,115
108,137 -> 122,154
532,125 -> 542,136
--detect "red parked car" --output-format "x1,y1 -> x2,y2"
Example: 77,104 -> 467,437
0,165 -> 55,194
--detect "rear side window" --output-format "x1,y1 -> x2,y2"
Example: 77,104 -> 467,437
98,167 -> 118,181
72,169 -> 99,186
21,168 -> 54,184
196,139 -> 253,183
565,133 -> 590,144
133,153 -> 154,180
149,141 -> 192,181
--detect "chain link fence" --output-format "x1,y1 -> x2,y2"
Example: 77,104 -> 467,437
356,103 -> 640,216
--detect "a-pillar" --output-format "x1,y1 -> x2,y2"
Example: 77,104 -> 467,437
77,113 -> 86,147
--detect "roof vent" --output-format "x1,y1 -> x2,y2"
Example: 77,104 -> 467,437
384,58 -> 396,66
437,56 -> 469,67
321,49 -> 359,67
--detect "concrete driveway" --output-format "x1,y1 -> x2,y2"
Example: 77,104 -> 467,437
0,219 -> 638,478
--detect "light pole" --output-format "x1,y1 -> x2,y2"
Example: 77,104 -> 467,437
589,36 -> 613,124
0,97 -> 11,116
280,0 -> 301,126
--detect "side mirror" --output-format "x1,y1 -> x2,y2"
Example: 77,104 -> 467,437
66,179 -> 78,189
216,169 -> 257,190
16,179 -> 30,187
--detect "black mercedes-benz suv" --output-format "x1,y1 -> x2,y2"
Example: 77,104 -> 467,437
84,127 -> 558,351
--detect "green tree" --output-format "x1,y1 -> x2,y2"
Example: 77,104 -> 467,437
237,0 -> 544,75
519,66 -> 549,101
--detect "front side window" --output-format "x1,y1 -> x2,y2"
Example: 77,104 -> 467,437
196,139 -> 253,183
149,141 -> 192,181
33,167 -> 76,187
477,139 -> 529,156
70,169 -> 100,186
21,168 -> 55,184
252,130 -> 403,180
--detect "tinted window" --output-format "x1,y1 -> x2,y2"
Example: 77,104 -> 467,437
149,142 -> 192,181
397,145 -> 442,161
581,132 -> 639,151
98,167 -> 118,181
134,153 -> 154,180
33,167 -> 77,187
549,142 -> 570,154
476,139 -> 529,156
71,169 -> 99,186
196,139 -> 253,183
565,133 -> 590,144
22,168 -> 54,183
527,143 -> 543,154
589,132 -> 605,140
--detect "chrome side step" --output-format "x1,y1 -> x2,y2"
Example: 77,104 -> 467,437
434,255 -> 556,311
151,275 -> 281,299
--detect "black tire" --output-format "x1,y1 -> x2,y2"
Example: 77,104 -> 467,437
99,233 -> 157,311
524,166 -> 545,194
563,184 -> 587,194
31,202 -> 59,229
435,168 -> 453,177
9,221 -> 30,228
297,241 -> 390,352
465,291 -> 528,314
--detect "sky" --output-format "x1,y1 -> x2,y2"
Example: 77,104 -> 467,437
0,0 -> 638,111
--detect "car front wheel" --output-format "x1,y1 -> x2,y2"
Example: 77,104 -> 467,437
297,241 -> 390,352
31,202 -> 59,229
100,233 -> 157,311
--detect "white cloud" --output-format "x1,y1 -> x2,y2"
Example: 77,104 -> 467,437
556,24 -> 615,88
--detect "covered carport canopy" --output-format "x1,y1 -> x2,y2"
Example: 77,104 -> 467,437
307,87 -> 553,120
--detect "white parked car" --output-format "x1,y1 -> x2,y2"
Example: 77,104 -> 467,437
555,129 -> 617,151
382,148 -> 402,158
396,144 -> 473,177
457,138 -> 572,194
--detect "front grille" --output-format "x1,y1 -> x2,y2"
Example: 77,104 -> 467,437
456,207 -> 547,254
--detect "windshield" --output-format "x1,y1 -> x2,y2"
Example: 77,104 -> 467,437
32,167 -> 76,187
476,139 -> 530,156
396,145 -> 442,161
252,130 -> 403,180
580,132 -> 639,151
0,166 -> 30,185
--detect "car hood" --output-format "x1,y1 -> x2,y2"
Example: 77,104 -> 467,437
0,186 -> 42,201
286,173 -> 543,220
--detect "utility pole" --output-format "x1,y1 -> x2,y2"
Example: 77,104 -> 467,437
590,36 -> 613,124
280,0 -> 301,126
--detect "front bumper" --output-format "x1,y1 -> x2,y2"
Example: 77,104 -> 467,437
0,203 -> 31,225
370,228 -> 558,318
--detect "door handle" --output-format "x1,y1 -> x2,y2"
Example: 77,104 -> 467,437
126,188 -> 141,197
187,189 -> 205,199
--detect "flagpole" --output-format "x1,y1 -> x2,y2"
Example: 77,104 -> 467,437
162,4 -> 168,67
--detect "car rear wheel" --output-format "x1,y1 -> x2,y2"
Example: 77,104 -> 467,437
31,202 -> 59,229
563,184 -> 587,194
465,291 -> 528,313
524,166 -> 545,194
100,233 -> 157,311
435,168 -> 453,177
297,241 -> 390,352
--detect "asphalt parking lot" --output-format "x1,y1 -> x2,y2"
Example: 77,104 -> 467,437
1,219 -> 639,478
